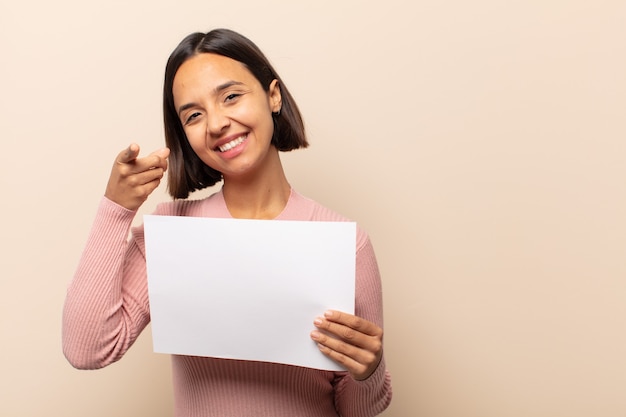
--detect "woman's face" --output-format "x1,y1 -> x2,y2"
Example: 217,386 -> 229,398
173,53 -> 281,179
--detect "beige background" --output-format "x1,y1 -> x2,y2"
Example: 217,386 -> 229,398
1,1 -> 625,416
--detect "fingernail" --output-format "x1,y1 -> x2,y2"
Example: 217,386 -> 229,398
310,330 -> 320,340
324,310 -> 333,318
314,317 -> 323,326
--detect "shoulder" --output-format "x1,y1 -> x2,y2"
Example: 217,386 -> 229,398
130,191 -> 223,246
289,190 -> 371,251
287,189 -> 352,221
152,191 -> 223,217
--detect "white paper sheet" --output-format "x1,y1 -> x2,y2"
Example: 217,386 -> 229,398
143,214 -> 356,371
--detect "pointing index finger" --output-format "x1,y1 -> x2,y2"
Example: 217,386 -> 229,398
117,143 -> 140,164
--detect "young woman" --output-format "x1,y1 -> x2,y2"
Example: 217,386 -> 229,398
63,28 -> 392,417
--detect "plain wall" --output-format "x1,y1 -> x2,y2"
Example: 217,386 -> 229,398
1,1 -> 625,416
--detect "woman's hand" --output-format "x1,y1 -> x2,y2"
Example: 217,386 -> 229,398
310,310 -> 383,381
105,144 -> 170,211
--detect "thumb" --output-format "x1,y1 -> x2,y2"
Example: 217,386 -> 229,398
149,147 -> 170,159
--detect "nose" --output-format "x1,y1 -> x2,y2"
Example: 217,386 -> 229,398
206,107 -> 230,137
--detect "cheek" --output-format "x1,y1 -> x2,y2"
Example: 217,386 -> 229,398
233,99 -> 273,130
243,109 -> 275,140
184,125 -> 206,149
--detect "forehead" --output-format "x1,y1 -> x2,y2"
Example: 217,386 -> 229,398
173,53 -> 256,96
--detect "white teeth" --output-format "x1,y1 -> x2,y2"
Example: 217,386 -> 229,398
218,136 -> 246,152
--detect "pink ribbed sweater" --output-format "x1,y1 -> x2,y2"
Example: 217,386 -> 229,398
63,189 -> 392,417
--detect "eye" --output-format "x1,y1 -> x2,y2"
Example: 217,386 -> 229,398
184,112 -> 202,125
225,93 -> 241,103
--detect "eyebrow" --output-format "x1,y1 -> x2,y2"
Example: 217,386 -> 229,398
177,80 -> 246,116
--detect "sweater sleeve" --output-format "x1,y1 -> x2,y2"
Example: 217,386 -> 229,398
62,197 -> 151,369
332,235 -> 393,417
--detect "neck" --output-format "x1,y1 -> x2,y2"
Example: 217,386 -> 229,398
222,149 -> 291,219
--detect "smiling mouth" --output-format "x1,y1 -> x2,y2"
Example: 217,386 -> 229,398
216,135 -> 247,152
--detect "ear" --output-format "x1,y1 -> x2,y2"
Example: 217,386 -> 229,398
268,79 -> 282,114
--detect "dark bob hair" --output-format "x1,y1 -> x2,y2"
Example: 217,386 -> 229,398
163,28 -> 308,199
